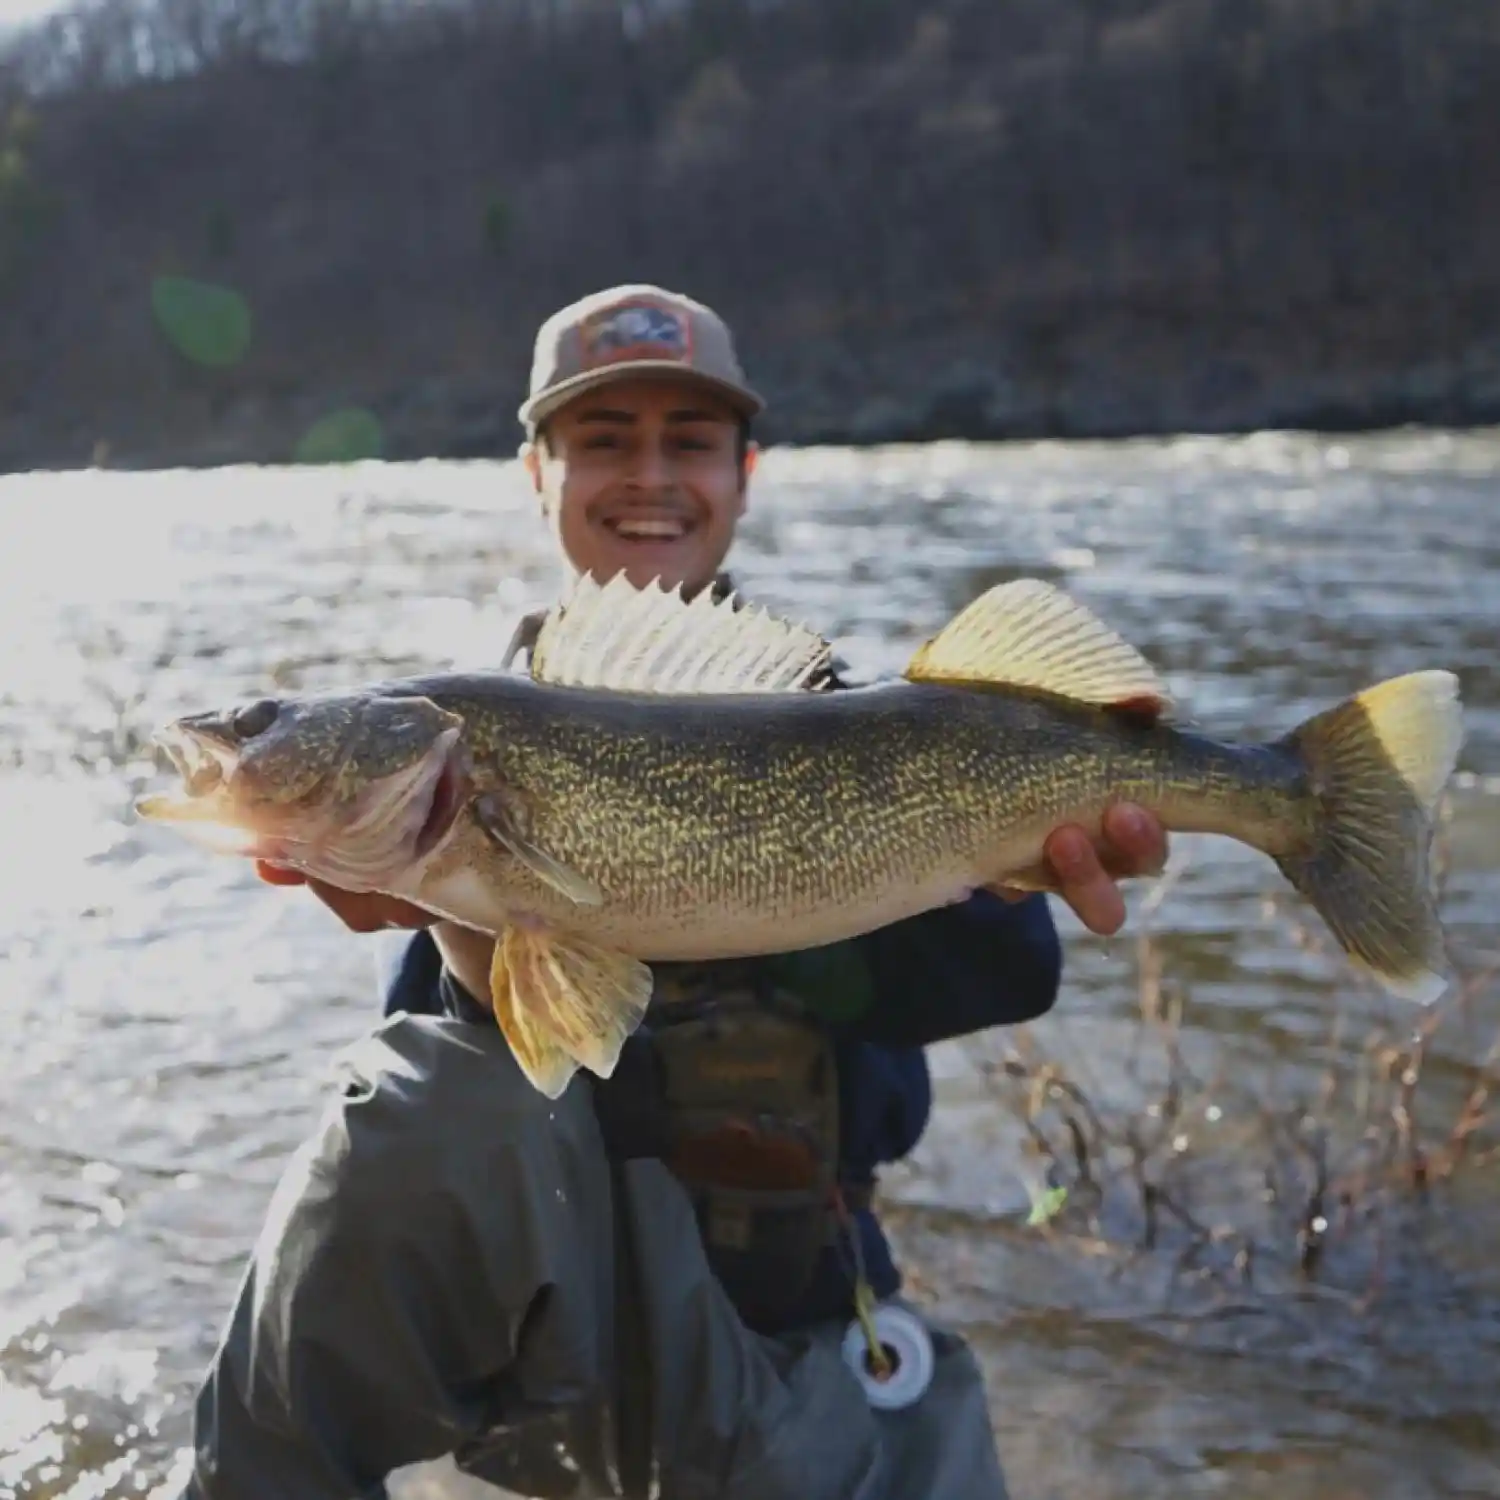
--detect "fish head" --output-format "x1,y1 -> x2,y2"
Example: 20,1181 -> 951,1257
135,691 -> 469,888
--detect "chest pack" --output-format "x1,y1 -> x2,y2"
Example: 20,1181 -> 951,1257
643,959 -> 851,1333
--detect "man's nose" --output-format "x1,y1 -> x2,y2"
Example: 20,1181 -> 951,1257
622,443 -> 672,490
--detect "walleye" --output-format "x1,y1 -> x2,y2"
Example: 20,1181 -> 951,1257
137,575 -> 1465,1099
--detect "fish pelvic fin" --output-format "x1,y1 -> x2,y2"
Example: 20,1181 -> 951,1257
1275,670 -> 1464,1006
531,571 -> 834,694
489,926 -> 654,1099
904,579 -> 1175,720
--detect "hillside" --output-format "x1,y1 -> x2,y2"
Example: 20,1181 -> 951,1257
1,0 -> 1497,470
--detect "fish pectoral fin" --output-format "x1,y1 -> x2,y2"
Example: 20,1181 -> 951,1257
489,927 -> 654,1097
904,579 -> 1175,720
475,792 -> 605,906
530,571 -> 834,694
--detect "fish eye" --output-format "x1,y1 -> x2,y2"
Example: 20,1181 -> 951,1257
231,698 -> 280,740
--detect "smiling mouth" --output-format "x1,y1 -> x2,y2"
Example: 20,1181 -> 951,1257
602,515 -> 694,542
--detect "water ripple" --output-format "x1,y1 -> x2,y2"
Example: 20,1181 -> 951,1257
1,429 -> 1496,1498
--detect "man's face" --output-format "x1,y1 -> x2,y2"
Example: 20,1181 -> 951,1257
523,376 -> 756,595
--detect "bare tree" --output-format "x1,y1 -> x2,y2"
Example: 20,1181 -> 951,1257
0,0 -> 1496,466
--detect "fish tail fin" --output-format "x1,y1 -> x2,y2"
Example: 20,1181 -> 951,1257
1275,670 -> 1464,1004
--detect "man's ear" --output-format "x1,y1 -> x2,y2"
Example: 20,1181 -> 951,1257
737,440 -> 760,515
520,440 -> 545,505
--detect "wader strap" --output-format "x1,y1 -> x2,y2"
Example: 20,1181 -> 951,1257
611,1156 -> 653,1499
499,611 -> 544,671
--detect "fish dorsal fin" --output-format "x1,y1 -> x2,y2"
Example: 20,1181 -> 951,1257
904,579 -> 1175,719
530,572 -> 833,694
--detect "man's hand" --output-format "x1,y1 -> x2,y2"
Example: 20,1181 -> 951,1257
256,862 -> 496,1008
988,803 -> 1168,937
254,862 -> 438,933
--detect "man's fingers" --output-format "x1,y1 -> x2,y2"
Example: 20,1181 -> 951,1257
253,861 -> 434,931
1099,802 -> 1169,879
307,881 -> 437,933
1043,825 -> 1127,937
310,886 -> 391,933
986,806 -> 1169,933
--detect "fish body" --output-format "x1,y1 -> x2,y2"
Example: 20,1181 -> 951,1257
362,671 -> 1303,961
138,575 -> 1465,1098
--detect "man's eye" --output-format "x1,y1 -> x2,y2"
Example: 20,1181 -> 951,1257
583,434 -> 621,450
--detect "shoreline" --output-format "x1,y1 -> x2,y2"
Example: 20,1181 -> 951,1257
6,383 -> 1498,477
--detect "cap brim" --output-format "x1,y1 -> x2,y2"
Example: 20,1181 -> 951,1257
518,361 -> 765,433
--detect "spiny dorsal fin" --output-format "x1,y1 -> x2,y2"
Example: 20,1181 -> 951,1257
903,579 -> 1175,719
530,572 -> 833,694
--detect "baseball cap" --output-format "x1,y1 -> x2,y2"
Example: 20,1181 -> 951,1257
518,283 -> 765,435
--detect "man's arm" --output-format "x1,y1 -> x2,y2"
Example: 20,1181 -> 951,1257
840,804 -> 1169,1050
993,807 -> 1167,940
849,888 -> 1061,1050
185,1133 -> 494,1496
180,1029 -> 598,1500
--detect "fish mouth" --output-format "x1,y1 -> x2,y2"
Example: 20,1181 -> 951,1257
137,719 -> 468,887
135,724 -> 242,824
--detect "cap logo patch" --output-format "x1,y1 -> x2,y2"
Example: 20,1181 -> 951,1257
579,300 -> 692,369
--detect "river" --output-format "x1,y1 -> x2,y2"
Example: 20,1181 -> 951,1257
1,428 -> 1497,1499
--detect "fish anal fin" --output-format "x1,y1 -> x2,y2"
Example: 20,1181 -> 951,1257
531,571 -> 833,695
489,926 -> 654,1097
904,579 -> 1174,720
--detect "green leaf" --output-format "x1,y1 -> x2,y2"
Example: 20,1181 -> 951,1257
1026,1185 -> 1068,1227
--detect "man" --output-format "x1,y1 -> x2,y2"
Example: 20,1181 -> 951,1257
186,285 -> 1167,1499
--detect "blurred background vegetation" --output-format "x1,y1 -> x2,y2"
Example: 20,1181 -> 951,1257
0,0 -> 1496,470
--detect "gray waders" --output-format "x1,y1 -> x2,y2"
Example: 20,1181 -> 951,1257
183,1012 -> 1010,1499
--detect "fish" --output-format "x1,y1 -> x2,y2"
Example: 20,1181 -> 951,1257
135,574 -> 1466,1100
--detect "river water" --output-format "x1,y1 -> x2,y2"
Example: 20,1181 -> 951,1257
0,429 -> 1497,1500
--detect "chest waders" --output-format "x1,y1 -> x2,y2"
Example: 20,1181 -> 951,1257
596,959 -> 853,1498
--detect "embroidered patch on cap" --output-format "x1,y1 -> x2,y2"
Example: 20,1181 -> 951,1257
578,300 -> 693,369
